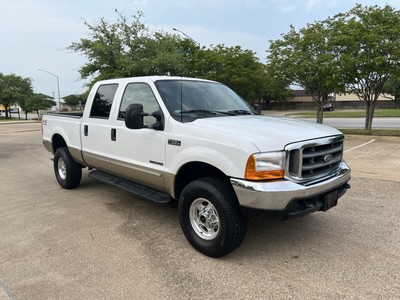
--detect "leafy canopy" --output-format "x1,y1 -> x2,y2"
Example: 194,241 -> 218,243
0,73 -> 33,118
68,11 -> 269,101
68,11 -> 200,81
267,4 -> 400,128
63,94 -> 86,110
267,21 -> 342,123
328,4 -> 400,129
25,93 -> 56,117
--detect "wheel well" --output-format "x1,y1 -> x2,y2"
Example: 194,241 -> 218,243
52,134 -> 67,154
174,162 -> 228,200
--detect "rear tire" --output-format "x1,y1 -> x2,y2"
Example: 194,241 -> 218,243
53,147 -> 82,189
178,177 -> 247,257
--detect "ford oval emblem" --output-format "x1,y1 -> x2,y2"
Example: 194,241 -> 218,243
323,154 -> 334,163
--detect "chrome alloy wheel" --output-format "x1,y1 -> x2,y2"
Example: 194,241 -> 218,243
57,157 -> 67,180
189,198 -> 220,240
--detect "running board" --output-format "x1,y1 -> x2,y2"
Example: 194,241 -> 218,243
88,170 -> 172,204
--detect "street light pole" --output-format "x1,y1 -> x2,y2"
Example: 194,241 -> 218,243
172,28 -> 200,47
38,69 -> 61,112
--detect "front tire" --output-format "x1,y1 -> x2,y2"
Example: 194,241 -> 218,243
53,147 -> 82,189
178,178 -> 247,257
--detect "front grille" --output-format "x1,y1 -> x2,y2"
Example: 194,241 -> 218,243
287,136 -> 344,182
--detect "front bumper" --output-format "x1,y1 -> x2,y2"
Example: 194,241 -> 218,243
231,162 -> 351,217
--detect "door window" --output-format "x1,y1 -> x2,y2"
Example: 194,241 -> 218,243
118,83 -> 161,126
90,84 -> 118,119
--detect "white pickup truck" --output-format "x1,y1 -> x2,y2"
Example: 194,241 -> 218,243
42,76 -> 351,257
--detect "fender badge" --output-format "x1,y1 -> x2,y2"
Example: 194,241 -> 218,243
168,139 -> 181,146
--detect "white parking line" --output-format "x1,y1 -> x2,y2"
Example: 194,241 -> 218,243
344,139 -> 376,152
0,279 -> 15,300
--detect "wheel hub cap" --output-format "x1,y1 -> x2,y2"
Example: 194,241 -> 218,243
189,198 -> 220,240
58,157 -> 67,180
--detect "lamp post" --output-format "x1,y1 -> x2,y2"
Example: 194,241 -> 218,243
38,69 -> 61,112
172,28 -> 200,47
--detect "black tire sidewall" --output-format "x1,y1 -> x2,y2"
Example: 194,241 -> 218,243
178,178 -> 245,257
53,147 -> 82,189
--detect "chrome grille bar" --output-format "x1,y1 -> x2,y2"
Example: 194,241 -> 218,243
285,135 -> 344,183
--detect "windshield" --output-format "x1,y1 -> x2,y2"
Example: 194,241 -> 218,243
155,79 -> 255,122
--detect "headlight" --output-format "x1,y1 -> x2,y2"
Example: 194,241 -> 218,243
245,151 -> 286,180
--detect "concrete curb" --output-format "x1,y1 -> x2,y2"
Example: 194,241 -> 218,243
0,120 -> 41,125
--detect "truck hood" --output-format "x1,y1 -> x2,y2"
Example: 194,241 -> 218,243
190,115 -> 342,152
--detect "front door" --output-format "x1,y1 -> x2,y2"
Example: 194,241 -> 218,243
108,82 -> 166,191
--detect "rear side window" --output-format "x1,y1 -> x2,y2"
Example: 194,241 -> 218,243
90,84 -> 118,119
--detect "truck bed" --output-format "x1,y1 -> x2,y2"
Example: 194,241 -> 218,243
44,112 -> 83,118
42,112 -> 83,155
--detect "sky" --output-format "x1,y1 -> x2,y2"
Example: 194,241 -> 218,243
1,0 -> 400,98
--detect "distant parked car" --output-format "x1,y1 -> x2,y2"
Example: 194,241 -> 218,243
323,103 -> 334,111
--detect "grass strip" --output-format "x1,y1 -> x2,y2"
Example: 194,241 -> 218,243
339,128 -> 400,137
285,109 -> 400,118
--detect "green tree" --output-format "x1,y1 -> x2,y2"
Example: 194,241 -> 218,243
383,76 -> 400,108
68,11 -> 199,84
25,93 -> 55,118
328,4 -> 400,130
193,45 -> 267,100
68,11 -> 268,102
63,94 -> 86,110
18,96 -> 32,120
0,73 -> 33,119
263,66 -> 293,108
267,21 -> 342,123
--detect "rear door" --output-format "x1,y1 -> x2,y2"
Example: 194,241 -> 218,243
81,83 -> 119,171
108,81 -> 166,191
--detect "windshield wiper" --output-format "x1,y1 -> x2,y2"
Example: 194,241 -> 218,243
178,109 -> 252,116
179,110 -> 235,116
226,110 -> 252,115
179,109 -> 218,115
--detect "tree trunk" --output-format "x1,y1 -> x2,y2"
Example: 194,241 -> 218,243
5,106 -> 9,119
365,100 -> 376,131
313,95 -> 325,124
316,109 -> 323,124
316,106 -> 324,124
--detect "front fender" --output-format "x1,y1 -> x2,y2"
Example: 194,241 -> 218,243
166,143 -> 254,179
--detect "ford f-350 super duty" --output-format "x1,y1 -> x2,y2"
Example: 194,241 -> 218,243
42,76 -> 351,257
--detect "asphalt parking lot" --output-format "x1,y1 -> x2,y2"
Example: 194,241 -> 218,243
1,122 -> 399,299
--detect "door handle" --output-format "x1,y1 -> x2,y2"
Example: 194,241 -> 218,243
111,128 -> 116,141
84,125 -> 88,136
